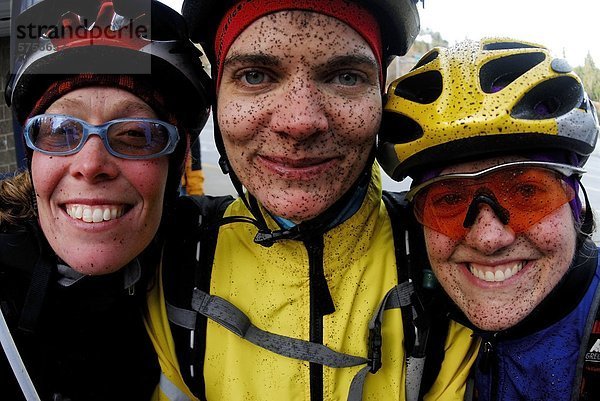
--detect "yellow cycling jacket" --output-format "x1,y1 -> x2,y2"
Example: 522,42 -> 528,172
145,167 -> 479,401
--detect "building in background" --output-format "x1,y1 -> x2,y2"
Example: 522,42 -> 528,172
1,0 -> 28,174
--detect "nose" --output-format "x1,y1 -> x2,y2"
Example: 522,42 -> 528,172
463,204 -> 516,254
68,136 -> 119,181
269,77 -> 329,139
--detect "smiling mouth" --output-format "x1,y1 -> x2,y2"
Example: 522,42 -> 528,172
65,204 -> 126,223
468,261 -> 524,282
258,155 -> 337,179
261,155 -> 337,167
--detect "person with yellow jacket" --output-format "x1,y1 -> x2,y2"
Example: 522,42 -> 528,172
145,1 -> 478,400
181,139 -> 205,196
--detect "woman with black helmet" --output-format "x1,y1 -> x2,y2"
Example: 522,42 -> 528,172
144,1 -> 478,400
0,1 -> 211,400
378,37 -> 600,401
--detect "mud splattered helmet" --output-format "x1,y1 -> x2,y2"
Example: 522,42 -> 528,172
6,0 -> 212,135
377,37 -> 599,182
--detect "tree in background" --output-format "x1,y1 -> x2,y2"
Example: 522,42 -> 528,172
387,29 -> 447,83
411,29 -> 448,55
575,52 -> 600,102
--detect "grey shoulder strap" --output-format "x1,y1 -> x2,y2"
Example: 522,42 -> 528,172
181,281 -> 416,401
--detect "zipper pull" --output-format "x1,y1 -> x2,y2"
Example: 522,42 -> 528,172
479,339 -> 496,374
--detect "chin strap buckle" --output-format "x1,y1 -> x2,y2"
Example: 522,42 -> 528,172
254,228 -> 302,247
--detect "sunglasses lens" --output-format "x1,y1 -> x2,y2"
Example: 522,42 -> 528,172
29,115 -> 83,152
413,167 -> 576,239
414,180 -> 470,240
499,169 -> 575,232
26,115 -> 176,158
107,121 -> 172,157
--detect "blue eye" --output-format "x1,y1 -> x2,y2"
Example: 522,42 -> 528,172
335,72 -> 359,86
243,71 -> 266,85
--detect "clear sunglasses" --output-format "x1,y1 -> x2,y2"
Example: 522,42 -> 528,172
24,114 -> 180,160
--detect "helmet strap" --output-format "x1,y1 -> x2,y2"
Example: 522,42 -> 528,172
577,180 -> 595,248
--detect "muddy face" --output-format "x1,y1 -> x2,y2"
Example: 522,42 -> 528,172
424,156 -> 577,331
217,11 -> 382,222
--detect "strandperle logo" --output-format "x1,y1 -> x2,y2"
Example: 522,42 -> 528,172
14,18 -> 148,52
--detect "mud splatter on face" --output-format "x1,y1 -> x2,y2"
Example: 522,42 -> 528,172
424,156 -> 577,331
217,11 -> 381,222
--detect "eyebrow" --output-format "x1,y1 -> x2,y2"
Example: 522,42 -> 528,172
322,54 -> 379,71
116,100 -> 156,117
223,53 -> 379,72
48,97 -> 156,118
223,53 -> 281,69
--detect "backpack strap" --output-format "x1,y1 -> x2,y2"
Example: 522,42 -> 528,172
382,190 -> 451,401
0,223 -> 52,334
189,280 -> 415,401
162,194 -> 234,398
164,191 -> 454,400
573,245 -> 600,401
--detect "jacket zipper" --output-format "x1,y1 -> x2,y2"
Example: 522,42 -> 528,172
306,236 -> 334,401
479,337 -> 499,401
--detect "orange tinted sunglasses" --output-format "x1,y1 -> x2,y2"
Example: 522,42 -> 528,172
406,161 -> 585,240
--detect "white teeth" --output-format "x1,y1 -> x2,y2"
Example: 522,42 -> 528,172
66,204 -> 125,223
469,262 -> 524,282
494,270 -> 505,281
92,209 -> 103,223
83,208 -> 93,222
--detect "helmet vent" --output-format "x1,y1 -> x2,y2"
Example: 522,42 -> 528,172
379,111 -> 423,144
412,50 -> 439,70
480,52 -> 546,93
511,76 -> 584,120
394,70 -> 443,104
483,41 -> 542,51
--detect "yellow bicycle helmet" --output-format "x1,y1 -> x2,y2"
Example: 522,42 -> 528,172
377,37 -> 599,181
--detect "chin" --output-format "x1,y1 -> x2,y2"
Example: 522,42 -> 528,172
263,196 -> 330,223
63,257 -> 131,276
468,312 -> 527,332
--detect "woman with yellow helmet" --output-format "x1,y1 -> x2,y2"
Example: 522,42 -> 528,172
378,37 -> 600,401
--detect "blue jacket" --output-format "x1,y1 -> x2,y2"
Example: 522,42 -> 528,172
471,241 -> 600,401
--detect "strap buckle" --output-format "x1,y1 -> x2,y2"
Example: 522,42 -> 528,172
367,320 -> 382,373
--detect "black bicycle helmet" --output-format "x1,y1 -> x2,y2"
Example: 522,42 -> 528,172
182,0 -> 421,66
6,0 -> 212,136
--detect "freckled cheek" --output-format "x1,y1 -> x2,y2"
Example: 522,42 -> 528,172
527,207 -> 576,254
31,155 -> 68,202
329,102 -> 381,142
217,100 -> 269,143
423,233 -> 459,294
424,229 -> 457,266
128,161 -> 169,202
